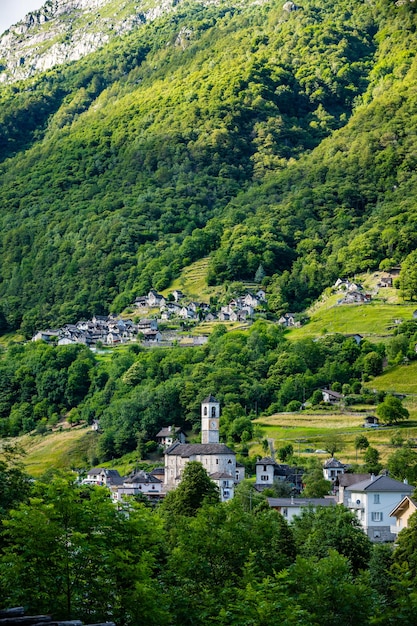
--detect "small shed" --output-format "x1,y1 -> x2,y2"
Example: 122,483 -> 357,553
364,415 -> 379,428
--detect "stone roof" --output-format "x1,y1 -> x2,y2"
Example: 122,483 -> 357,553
323,457 -> 346,469
338,473 -> 371,487
321,389 -> 344,399
165,442 -> 235,457
156,426 -> 184,437
150,467 -> 165,476
256,456 -> 277,466
202,394 -> 219,404
346,474 -> 414,493
125,471 -> 161,484
86,468 -> 123,485
209,472 -> 234,480
268,497 -> 337,508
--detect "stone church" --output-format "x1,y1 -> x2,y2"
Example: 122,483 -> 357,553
164,395 -> 244,501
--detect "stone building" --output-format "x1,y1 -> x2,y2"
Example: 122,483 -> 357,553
164,395 -> 243,501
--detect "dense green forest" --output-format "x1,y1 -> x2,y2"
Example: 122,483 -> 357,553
0,0 -> 417,334
1,458 -> 417,625
5,318 -> 417,460
3,0 -> 417,620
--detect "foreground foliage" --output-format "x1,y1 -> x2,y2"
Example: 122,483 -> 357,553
0,465 -> 416,625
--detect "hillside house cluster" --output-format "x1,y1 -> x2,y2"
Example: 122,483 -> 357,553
333,278 -> 372,305
134,289 -> 267,323
262,453 -> 416,543
32,315 -> 161,346
83,466 -> 164,504
278,313 -> 297,328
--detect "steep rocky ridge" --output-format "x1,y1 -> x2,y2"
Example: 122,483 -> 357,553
0,0 -> 174,83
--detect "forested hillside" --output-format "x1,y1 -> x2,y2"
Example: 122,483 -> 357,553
0,0 -> 416,335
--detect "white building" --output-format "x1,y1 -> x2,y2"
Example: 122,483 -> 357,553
268,496 -> 336,523
156,426 -> 186,449
164,395 -> 243,501
346,473 -> 414,542
323,458 -> 346,484
201,394 -> 220,444
112,470 -> 162,503
83,468 -> 123,487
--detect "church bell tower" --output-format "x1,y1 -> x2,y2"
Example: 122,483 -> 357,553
201,395 -> 220,444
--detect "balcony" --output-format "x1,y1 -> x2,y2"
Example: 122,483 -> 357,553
347,499 -> 364,510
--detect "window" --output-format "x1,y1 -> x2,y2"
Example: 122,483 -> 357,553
282,508 -> 288,517
261,475 -> 269,481
371,512 -> 383,522
211,407 -> 216,417
263,465 -> 267,471
373,494 -> 380,504
228,459 -> 232,464
204,407 -> 207,416
216,458 -> 219,464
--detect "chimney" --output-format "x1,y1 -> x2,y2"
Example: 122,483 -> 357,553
370,474 -> 375,481
404,478 -> 408,484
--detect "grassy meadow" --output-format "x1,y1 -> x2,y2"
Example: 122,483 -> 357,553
287,301 -> 416,341
13,427 -> 98,477
252,410 -> 417,466
364,361 -> 417,395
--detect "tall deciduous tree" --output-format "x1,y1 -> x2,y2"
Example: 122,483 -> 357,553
292,505 -> 372,573
162,461 -> 219,517
376,395 -> 410,425
400,250 -> 417,301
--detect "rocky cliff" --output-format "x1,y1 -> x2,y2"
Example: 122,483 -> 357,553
0,0 -> 173,83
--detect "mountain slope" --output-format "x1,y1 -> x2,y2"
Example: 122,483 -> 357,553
0,0 -> 416,334
0,0 -> 163,83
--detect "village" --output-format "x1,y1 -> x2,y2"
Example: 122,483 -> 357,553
31,266 -> 405,346
31,287 -> 270,347
84,396 -> 415,545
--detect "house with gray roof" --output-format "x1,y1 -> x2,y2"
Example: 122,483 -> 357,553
346,473 -> 414,542
83,468 -> 123,487
156,426 -> 186,448
337,473 -> 371,506
323,458 -> 347,484
268,496 -> 337,523
255,457 -> 303,493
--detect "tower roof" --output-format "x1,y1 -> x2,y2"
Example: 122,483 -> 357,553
202,394 -> 219,404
